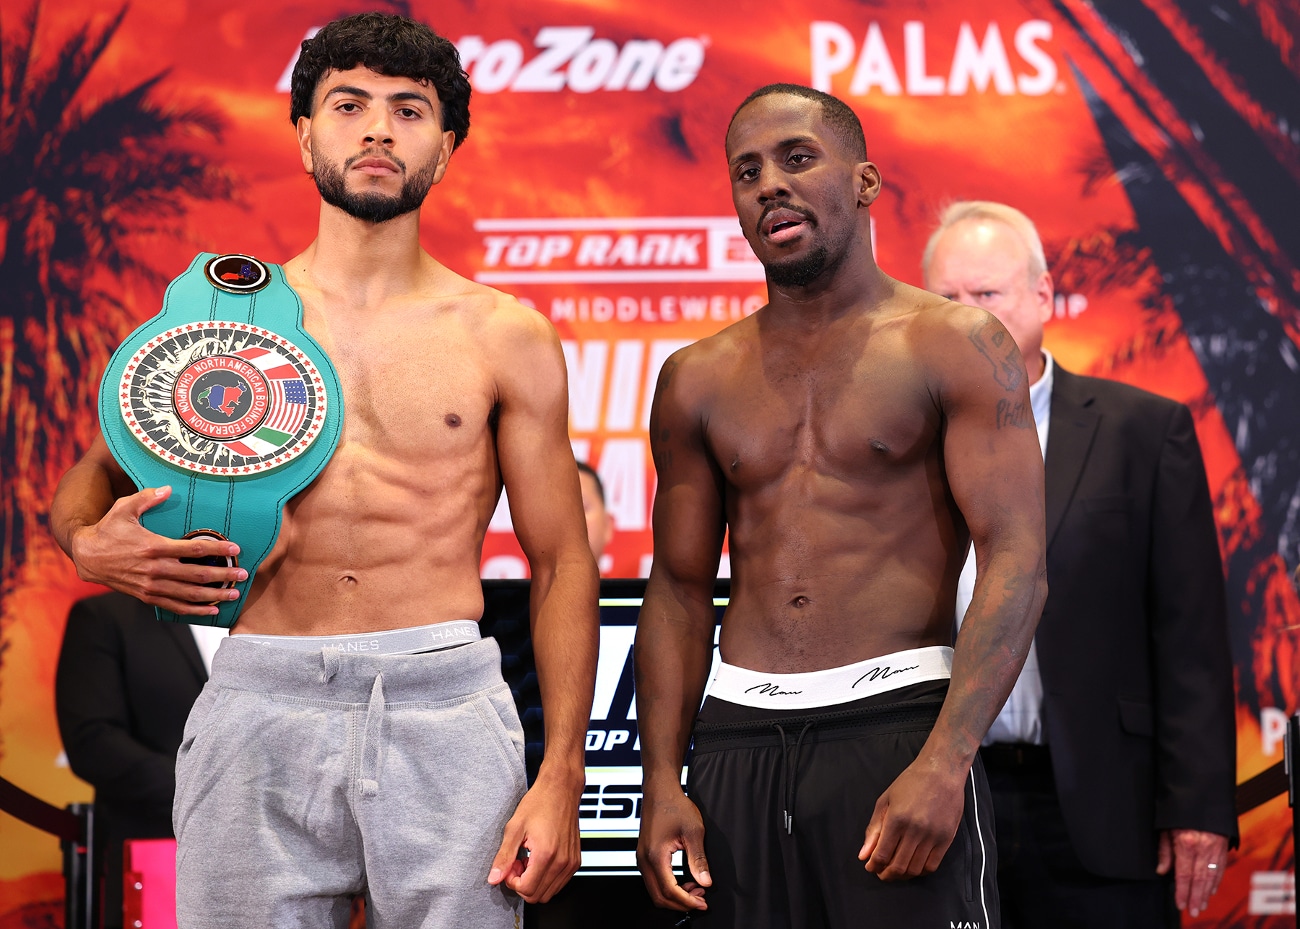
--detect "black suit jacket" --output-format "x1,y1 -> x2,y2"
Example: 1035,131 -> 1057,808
54,592 -> 207,928
1034,366 -> 1237,879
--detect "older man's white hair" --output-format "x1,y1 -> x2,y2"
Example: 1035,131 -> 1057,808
922,201 -> 1048,282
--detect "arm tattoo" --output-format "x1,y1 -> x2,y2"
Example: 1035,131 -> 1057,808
969,319 -> 1024,392
996,398 -> 1033,430
653,441 -> 675,471
658,358 -> 678,392
650,359 -> 680,471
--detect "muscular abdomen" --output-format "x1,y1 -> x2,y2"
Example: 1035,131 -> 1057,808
714,390 -> 966,673
234,416 -> 500,635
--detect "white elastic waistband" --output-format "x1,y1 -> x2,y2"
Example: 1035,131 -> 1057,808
233,620 -> 481,656
707,645 -> 953,710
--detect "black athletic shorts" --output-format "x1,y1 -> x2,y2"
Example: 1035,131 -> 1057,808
685,680 -> 1000,929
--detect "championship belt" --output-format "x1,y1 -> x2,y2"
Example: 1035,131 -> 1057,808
98,253 -> 343,628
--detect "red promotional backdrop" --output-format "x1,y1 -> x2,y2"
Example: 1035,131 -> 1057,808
1,0 -> 1297,925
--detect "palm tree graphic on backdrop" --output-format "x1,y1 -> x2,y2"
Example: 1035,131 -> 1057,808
0,0 -> 233,587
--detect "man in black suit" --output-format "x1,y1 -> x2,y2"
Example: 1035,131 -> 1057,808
922,201 -> 1238,927
55,592 -> 214,929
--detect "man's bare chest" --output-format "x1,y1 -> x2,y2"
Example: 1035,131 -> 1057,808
705,357 -> 939,486
315,324 -> 498,458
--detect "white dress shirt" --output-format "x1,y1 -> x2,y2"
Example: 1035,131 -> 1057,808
190,623 -> 229,676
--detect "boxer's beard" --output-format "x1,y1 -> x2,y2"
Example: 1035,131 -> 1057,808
758,203 -> 853,289
766,245 -> 832,288
312,147 -> 438,224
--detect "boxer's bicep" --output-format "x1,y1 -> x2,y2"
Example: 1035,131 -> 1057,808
636,348 -> 724,783
493,308 -> 599,782
646,349 -> 725,592
939,309 -> 1043,576
920,308 -> 1047,766
494,312 -> 591,577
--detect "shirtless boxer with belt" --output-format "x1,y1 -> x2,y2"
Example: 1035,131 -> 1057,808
51,13 -> 597,928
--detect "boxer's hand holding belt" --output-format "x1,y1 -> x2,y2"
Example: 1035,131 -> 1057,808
98,253 -> 343,627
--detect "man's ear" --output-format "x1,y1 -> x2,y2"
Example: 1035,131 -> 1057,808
857,161 -> 883,209
428,129 -> 457,186
1035,270 -> 1056,324
296,116 -> 314,174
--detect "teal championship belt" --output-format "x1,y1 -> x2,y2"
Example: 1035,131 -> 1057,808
98,253 -> 343,627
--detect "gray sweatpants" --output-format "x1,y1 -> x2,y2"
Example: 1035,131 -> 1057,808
173,635 -> 526,929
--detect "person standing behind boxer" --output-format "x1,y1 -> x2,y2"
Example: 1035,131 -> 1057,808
634,84 -> 1048,929
55,592 -> 223,929
577,461 -> 616,571
50,12 -> 597,928
922,201 -> 1236,927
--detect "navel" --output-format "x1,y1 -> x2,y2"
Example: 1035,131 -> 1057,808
339,575 -> 358,587
790,595 -> 812,609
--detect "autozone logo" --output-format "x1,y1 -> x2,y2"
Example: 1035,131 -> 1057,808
278,27 -> 706,95
457,27 -> 706,93
474,217 -> 763,284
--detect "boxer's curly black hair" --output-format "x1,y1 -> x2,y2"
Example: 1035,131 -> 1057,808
289,12 -> 471,150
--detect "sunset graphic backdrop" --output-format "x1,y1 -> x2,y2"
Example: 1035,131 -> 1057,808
1,1 -> 1296,925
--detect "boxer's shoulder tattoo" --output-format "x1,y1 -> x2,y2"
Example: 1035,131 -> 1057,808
968,317 -> 1023,392
658,357 -> 679,392
650,357 -> 685,471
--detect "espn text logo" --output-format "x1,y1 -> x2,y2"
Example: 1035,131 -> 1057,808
474,217 -> 764,284
580,781 -> 644,822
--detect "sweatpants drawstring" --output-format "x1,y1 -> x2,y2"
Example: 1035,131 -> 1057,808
358,672 -> 385,798
320,646 -> 341,683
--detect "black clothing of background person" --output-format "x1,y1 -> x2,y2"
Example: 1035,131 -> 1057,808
55,592 -> 206,929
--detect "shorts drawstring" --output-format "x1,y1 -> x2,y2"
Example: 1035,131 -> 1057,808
772,720 -> 814,834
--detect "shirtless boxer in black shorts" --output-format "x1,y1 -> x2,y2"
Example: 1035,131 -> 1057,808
634,84 -> 1048,929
